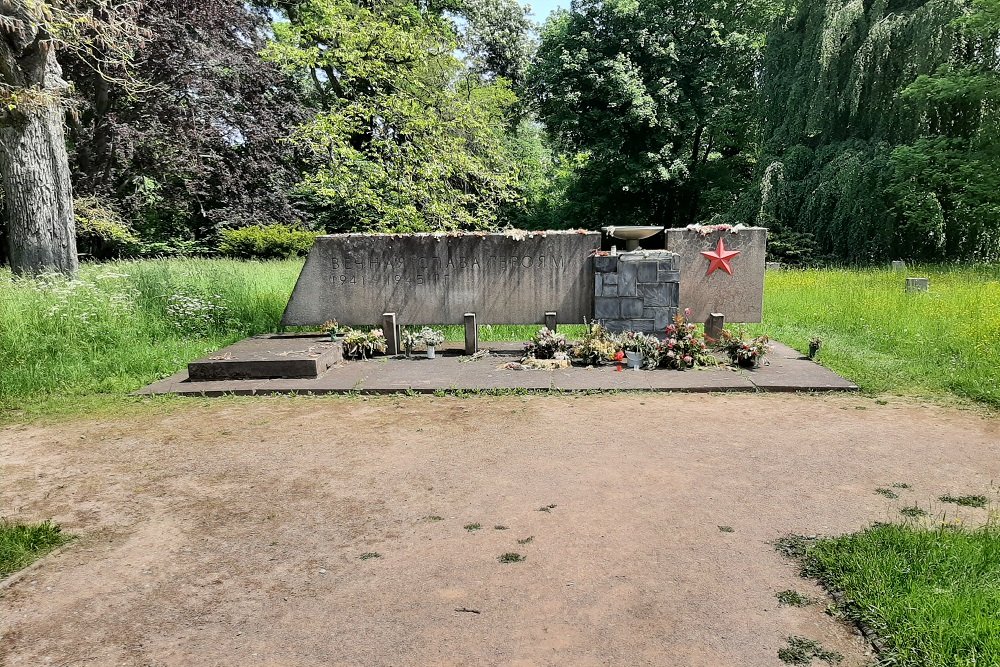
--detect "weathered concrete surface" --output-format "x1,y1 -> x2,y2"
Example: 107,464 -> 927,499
665,227 -> 767,322
282,232 -> 601,327
188,335 -> 343,381
138,341 -> 856,396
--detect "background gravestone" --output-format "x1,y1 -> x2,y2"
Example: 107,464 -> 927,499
282,231 -> 601,326
664,227 -> 767,323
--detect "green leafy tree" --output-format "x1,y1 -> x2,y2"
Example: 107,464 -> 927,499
0,1 -> 139,275
266,0 -> 522,232
744,0 -> 1000,262
528,0 -> 769,229
459,0 -> 536,89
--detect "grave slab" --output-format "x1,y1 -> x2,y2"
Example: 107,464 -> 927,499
187,334 -> 343,381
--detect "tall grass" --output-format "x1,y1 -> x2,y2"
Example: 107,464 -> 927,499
755,265 -> 1000,406
0,259 -> 300,417
1,259 -> 998,417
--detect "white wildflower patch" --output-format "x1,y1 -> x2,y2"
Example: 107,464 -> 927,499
31,272 -> 137,325
165,290 -> 228,335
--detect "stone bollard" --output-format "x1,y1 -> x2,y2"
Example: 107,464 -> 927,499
464,313 -> 478,355
905,277 -> 929,293
705,313 -> 725,342
382,313 -> 400,355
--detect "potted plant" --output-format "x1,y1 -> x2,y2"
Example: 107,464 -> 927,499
401,328 -> 420,358
717,328 -> 771,368
342,328 -> 388,359
524,327 -> 570,360
418,327 -> 445,359
808,336 -> 822,359
320,319 -> 346,341
615,331 -> 659,370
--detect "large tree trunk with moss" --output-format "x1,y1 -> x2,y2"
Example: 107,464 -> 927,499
0,5 -> 78,276
0,100 -> 77,276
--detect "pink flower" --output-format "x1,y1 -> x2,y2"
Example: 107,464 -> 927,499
683,355 -> 693,364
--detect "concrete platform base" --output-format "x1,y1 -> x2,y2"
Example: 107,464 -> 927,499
138,340 -> 857,396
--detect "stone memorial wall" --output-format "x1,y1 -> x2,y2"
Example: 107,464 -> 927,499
282,231 -> 602,326
664,227 -> 767,323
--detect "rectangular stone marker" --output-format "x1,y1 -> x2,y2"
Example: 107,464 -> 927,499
188,335 -> 343,381
906,277 -> 929,293
891,260 -> 907,271
282,231 -> 601,326
664,227 -> 767,323
705,313 -> 725,342
464,313 -> 478,355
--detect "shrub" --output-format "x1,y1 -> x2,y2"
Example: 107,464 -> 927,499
75,197 -> 141,260
219,224 -> 320,260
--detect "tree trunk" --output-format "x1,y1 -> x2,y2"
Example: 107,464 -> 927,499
0,100 -> 78,276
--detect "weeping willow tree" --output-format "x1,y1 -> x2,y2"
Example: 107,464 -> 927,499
741,0 -> 1000,263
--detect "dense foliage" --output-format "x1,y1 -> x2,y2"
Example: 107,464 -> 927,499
3,0 -> 999,264
527,0 -> 772,229
737,0 -> 1000,263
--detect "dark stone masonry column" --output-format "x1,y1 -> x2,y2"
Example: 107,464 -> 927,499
593,251 -> 680,334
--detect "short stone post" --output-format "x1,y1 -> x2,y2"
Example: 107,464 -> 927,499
891,260 -> 907,271
905,278 -> 929,293
382,313 -> 400,355
464,313 -> 478,355
545,311 -> 557,332
705,313 -> 725,342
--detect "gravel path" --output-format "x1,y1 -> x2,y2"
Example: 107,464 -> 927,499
2,393 -> 998,666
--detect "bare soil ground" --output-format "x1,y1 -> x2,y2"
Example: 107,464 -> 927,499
2,393 -> 998,667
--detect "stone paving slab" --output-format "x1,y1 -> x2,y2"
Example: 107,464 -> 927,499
137,339 -> 857,396
187,334 -> 343,380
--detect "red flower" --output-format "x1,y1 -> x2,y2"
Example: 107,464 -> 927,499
614,351 -> 625,362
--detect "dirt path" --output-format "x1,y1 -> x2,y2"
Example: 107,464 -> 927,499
2,393 -> 998,667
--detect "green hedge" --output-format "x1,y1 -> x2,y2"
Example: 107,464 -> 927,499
219,224 -> 320,260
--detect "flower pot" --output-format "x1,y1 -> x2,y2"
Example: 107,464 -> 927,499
426,346 -> 436,359
625,350 -> 644,370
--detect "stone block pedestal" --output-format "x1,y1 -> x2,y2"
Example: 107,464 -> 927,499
594,251 -> 680,334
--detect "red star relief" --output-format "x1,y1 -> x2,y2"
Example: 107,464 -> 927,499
701,238 -> 741,276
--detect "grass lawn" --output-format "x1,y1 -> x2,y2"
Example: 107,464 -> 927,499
1,259 -> 998,420
0,520 -> 70,579
756,265 -> 1000,408
801,523 -> 1000,667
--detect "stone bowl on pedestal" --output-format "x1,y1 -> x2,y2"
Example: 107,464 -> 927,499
602,226 -> 664,251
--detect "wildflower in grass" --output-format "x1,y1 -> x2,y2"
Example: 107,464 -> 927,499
165,290 -> 227,335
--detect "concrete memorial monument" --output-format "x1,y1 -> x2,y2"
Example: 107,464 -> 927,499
282,231 -> 601,328
664,226 -> 767,323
